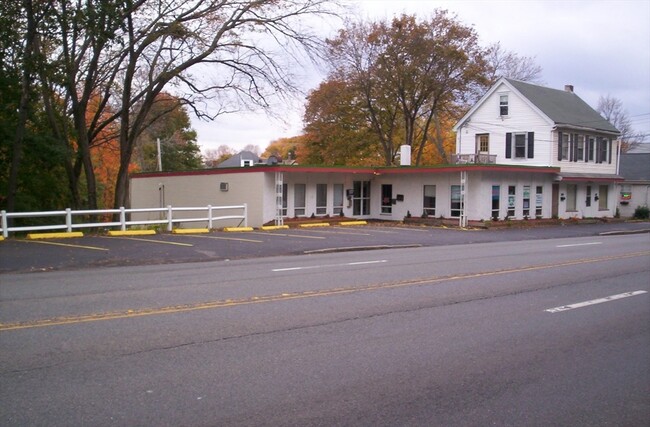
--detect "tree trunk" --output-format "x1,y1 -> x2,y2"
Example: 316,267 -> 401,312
73,113 -> 98,210
432,113 -> 448,164
6,0 -> 36,215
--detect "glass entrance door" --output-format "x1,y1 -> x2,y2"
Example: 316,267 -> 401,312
353,181 -> 370,216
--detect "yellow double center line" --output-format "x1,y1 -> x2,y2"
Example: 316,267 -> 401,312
1,251 -> 648,332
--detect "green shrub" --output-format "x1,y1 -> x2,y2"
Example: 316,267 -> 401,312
633,205 -> 650,219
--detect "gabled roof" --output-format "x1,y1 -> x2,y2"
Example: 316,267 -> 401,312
619,153 -> 650,181
454,77 -> 620,135
217,150 -> 260,168
505,78 -> 619,134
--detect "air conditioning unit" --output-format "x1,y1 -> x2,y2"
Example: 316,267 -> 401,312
220,182 -> 229,191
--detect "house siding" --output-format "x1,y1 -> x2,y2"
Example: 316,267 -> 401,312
551,132 -> 619,174
617,182 -> 650,217
457,82 -> 554,167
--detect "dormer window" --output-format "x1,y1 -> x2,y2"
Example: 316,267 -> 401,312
499,94 -> 508,116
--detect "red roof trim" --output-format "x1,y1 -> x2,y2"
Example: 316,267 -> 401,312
561,176 -> 624,182
132,164 -> 560,179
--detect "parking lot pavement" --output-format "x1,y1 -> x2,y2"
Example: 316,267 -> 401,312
1,221 -> 648,273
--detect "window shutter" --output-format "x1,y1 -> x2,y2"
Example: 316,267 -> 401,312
527,132 -> 534,158
569,134 -> 574,161
505,133 -> 512,159
585,137 -> 591,162
558,132 -> 563,161
596,137 -> 602,163
573,134 -> 579,162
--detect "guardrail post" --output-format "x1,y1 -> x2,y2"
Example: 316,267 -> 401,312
243,203 -> 248,227
120,207 -> 126,231
66,208 -> 72,232
167,205 -> 173,232
1,210 -> 7,238
207,205 -> 213,230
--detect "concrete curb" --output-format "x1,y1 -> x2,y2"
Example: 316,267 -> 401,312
27,232 -> 84,239
599,228 -> 650,236
260,225 -> 290,231
339,221 -> 368,226
223,227 -> 254,232
107,230 -> 156,236
298,223 -> 330,228
172,228 -> 210,234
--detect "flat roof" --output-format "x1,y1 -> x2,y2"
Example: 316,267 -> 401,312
131,164 -> 561,179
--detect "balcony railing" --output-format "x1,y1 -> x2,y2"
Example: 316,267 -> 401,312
451,153 -> 497,164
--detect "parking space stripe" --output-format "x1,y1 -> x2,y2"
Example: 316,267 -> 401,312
19,240 -> 109,251
103,236 -> 194,247
181,235 -> 263,243
249,232 -> 326,240
301,228 -> 371,236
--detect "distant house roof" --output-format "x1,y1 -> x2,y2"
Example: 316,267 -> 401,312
454,77 -> 620,135
505,78 -> 619,134
217,150 -> 260,168
619,153 -> 650,182
629,143 -> 650,153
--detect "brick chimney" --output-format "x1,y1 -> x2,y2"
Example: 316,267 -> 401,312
564,84 -> 574,93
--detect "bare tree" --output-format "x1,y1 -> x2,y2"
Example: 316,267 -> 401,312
242,144 -> 261,156
203,145 -> 235,167
484,42 -> 543,85
31,0 -> 337,210
597,94 -> 644,153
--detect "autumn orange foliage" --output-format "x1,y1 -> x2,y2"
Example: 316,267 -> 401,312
86,94 -> 138,209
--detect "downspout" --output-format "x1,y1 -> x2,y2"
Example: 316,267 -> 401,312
615,138 -> 621,175
455,123 -> 463,158
459,171 -> 463,228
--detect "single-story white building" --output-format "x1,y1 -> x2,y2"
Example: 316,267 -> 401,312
129,162 -> 620,228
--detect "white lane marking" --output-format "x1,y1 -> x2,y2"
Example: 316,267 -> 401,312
556,242 -> 602,248
273,260 -> 387,272
545,290 -> 647,313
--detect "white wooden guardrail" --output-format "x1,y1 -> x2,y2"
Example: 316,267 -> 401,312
0,205 -> 247,238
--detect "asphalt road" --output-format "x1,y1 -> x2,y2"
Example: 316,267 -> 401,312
1,231 -> 649,426
1,220 -> 649,273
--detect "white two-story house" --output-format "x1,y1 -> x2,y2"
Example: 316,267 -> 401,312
453,77 -> 621,219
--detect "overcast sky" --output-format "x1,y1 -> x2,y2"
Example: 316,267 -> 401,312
192,0 -> 650,154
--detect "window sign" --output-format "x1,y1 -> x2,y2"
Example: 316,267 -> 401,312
523,185 -> 530,217
507,185 -> 516,217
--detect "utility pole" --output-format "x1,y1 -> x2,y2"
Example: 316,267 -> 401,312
156,138 -> 162,171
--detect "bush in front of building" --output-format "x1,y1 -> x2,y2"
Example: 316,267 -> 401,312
633,205 -> 649,219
